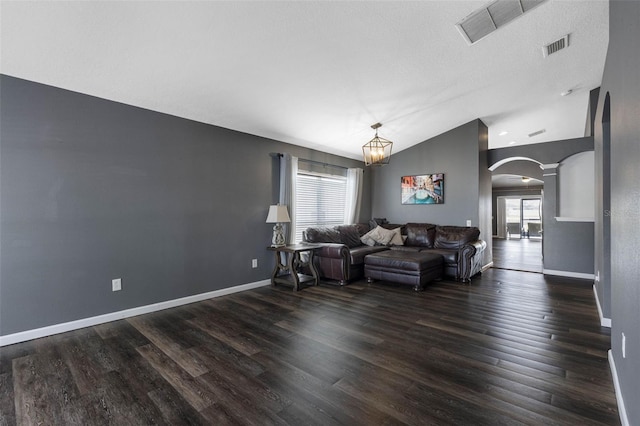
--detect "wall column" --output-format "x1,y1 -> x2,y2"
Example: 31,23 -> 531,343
541,163 -> 559,264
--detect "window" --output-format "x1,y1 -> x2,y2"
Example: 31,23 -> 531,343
503,197 -> 542,238
294,171 -> 347,242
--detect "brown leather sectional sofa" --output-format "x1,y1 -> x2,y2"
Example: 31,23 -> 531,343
302,222 -> 486,285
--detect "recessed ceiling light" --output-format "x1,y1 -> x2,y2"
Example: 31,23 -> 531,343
499,131 -> 508,136
561,89 -> 573,96
509,141 -> 517,145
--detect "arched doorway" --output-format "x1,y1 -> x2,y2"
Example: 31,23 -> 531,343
490,157 -> 544,272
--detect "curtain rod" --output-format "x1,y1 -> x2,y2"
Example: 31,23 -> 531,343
299,158 -> 349,170
274,153 -> 350,170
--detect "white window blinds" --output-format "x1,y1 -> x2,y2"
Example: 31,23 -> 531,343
294,171 -> 347,242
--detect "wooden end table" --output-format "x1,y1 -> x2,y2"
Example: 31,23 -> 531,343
267,244 -> 321,291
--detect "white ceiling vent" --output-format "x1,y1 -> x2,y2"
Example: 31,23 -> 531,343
456,0 -> 547,45
542,34 -> 570,57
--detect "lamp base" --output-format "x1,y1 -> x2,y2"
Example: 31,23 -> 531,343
271,223 -> 286,247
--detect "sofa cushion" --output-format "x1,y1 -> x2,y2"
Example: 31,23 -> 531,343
305,227 -> 342,244
337,224 -> 368,248
434,226 -> 480,250
390,246 -> 421,252
423,248 -> 458,264
405,223 -> 437,248
349,245 -> 389,264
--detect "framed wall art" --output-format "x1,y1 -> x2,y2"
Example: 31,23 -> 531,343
401,173 -> 444,205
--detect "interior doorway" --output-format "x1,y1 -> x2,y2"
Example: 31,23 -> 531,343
494,195 -> 543,273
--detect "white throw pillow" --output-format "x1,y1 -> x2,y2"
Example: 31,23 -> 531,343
389,227 -> 404,246
360,225 -> 395,246
360,232 -> 377,246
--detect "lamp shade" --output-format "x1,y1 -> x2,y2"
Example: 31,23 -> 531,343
266,205 -> 291,223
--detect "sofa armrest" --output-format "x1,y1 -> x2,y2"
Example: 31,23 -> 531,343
315,243 -> 351,259
309,243 -> 352,283
458,240 -> 486,282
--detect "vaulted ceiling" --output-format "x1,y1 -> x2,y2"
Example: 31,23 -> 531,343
0,1 -> 609,160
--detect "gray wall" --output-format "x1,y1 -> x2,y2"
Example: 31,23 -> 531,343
0,75 -> 371,336
594,92 -> 612,320
371,120 -> 492,264
595,1 -> 640,423
477,121 -> 492,266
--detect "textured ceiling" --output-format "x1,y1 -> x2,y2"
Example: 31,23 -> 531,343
0,1 -> 609,160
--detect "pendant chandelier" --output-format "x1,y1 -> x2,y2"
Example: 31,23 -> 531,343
362,123 -> 393,166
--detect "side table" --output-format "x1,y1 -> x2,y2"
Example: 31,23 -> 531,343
267,244 -> 320,291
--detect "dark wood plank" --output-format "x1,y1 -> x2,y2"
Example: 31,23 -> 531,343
492,237 -> 543,272
2,268 -> 620,425
12,345 -> 81,425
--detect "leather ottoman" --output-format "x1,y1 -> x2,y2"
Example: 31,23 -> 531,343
364,250 -> 444,291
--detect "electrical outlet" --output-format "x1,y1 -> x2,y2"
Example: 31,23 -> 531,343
622,332 -> 626,358
112,278 -> 122,292
466,220 -> 472,227
595,270 -> 600,282
252,259 -> 258,268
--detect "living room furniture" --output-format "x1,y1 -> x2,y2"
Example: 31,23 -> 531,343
267,244 -> 320,291
364,250 -> 444,291
527,222 -> 542,238
302,221 -> 486,285
265,204 -> 291,247
506,222 -> 521,239
392,223 -> 486,283
302,224 -> 389,285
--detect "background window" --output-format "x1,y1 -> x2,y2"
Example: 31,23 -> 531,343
294,171 -> 347,242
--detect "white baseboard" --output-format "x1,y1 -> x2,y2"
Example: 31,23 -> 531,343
543,269 -> 595,280
0,279 -> 271,347
609,350 -> 630,426
482,262 -> 494,271
593,284 -> 612,328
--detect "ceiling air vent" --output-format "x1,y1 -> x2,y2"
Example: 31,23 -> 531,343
528,129 -> 546,138
456,0 -> 547,45
543,34 -> 570,57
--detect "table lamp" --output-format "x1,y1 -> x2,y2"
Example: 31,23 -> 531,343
266,204 -> 291,247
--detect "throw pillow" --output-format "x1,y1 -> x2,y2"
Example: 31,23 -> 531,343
389,227 -> 404,246
360,232 -> 377,246
360,225 -> 396,246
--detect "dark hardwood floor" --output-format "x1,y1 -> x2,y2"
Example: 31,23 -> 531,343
493,237 -> 543,273
0,269 -> 619,425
